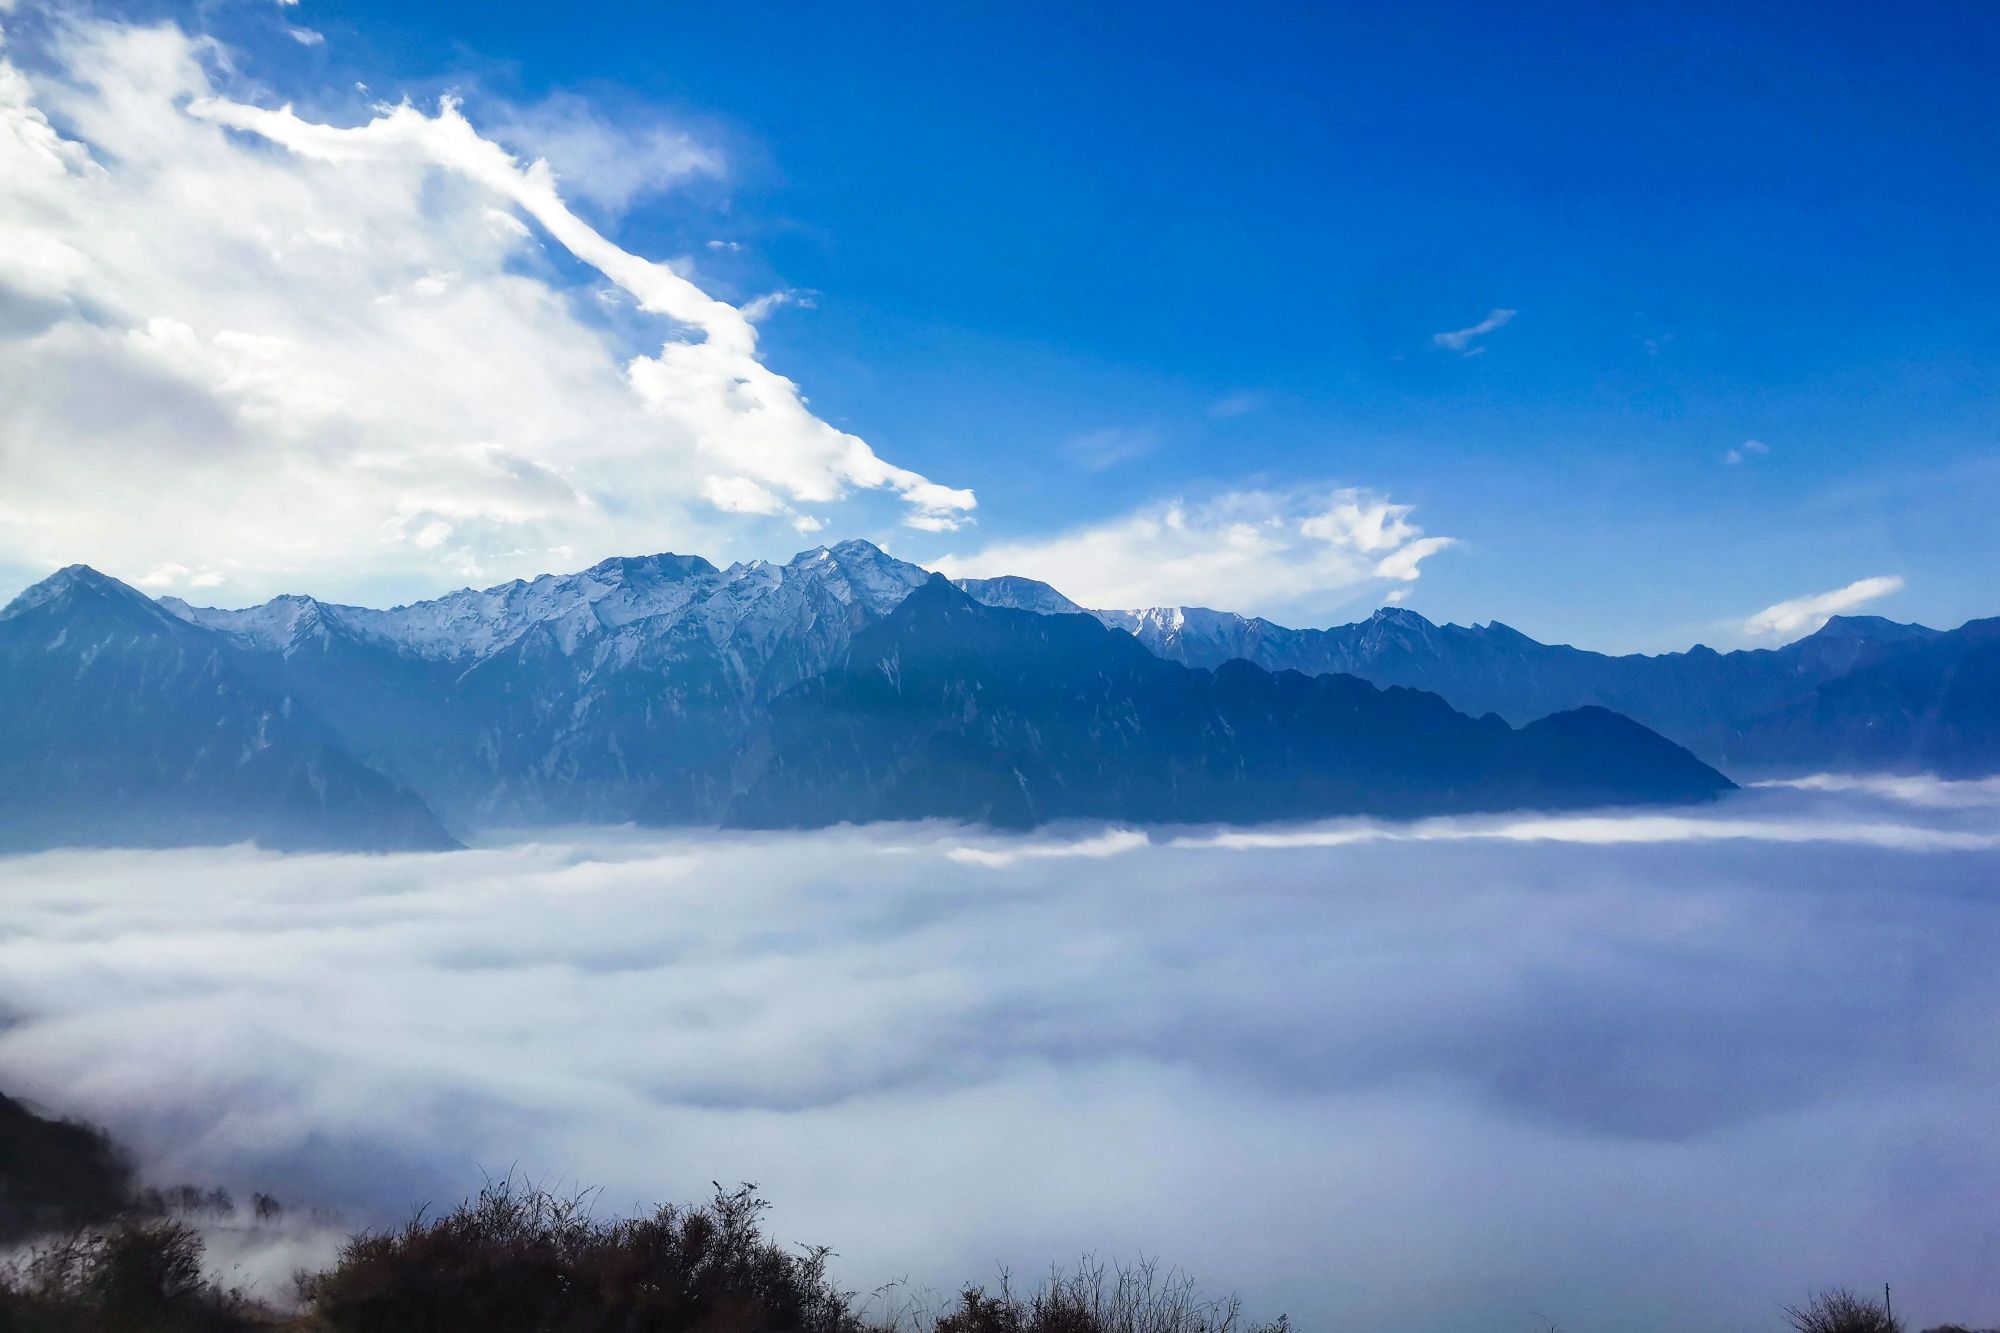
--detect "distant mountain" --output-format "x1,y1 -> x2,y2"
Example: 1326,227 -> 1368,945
0,567 -> 456,852
949,575 -> 1088,617
0,548 -> 1737,848
163,541 -> 932,826
1724,617 -> 2000,777
17,535 -> 1990,850
953,578 -> 1998,777
727,578 -> 1731,829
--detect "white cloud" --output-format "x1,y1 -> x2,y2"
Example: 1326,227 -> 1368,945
933,488 -> 1455,618
1741,575 -> 1905,638
1431,308 -> 1516,355
700,474 -> 785,515
1754,773 -> 2000,810
1724,438 -> 1770,465
739,288 -> 814,322
135,560 -> 228,589
2,783 -> 1999,1330
0,17 -> 971,606
284,25 -> 323,46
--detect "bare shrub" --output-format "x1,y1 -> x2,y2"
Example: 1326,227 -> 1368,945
0,1217 -> 258,1332
927,1258 -> 1288,1333
1785,1287 -> 1902,1333
299,1177 -> 868,1333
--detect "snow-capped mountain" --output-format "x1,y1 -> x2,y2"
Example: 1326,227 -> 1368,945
4,538 -> 1992,850
954,574 -> 1998,777
948,575 -> 1086,617
153,541 -> 941,827
0,567 -> 454,852
164,540 -> 928,679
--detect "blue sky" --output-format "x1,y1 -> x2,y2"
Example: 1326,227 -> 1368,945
2,0 -> 1995,650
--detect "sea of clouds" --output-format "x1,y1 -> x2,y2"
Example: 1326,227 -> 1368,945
2,779 -> 1998,1331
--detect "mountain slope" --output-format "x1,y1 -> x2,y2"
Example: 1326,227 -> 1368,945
954,580 -> 1994,776
727,579 -> 1732,829
1725,617 -> 2000,776
163,542 -> 935,825
0,568 -> 457,852
0,1089 -> 132,1242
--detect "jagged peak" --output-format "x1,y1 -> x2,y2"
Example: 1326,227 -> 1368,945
1,563 -> 168,624
1807,614 -> 1940,643
1367,605 -> 1438,629
780,537 -> 893,568
895,571 -> 972,608
954,575 -> 1086,616
584,551 -> 720,582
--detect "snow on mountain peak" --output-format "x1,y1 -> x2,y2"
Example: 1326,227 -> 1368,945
1,564 -> 172,625
952,576 -> 1086,617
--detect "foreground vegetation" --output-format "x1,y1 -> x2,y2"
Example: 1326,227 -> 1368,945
5,1184 -> 1995,1333
1,1092 -> 1993,1333
1,1179 -> 1288,1333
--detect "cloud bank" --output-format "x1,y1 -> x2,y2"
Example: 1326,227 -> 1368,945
1742,575 -> 1905,638
3,783 -> 1999,1331
0,15 -> 971,605
932,488 -> 1455,618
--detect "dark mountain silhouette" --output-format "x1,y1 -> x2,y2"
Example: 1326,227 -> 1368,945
0,1089 -> 133,1242
1723,617 -> 2000,777
968,578 -> 1996,777
726,578 -> 1731,828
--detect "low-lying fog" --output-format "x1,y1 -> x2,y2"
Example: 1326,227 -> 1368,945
3,778 -> 1998,1331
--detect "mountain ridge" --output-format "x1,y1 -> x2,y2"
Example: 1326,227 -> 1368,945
726,577 -> 1731,829
7,539 -> 1992,850
0,550 -> 1745,849
947,575 -> 1993,775
35,543 -> 1999,782
0,565 -> 458,853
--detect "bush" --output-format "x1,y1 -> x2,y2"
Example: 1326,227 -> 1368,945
299,1178 -> 867,1333
0,1217 -> 259,1332
1786,1288 -> 1902,1333
929,1259 -> 1289,1333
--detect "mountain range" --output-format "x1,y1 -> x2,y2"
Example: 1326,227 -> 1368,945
957,574 -> 2000,778
4,536 -> 1986,851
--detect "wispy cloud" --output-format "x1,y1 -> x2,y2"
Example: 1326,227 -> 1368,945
1206,391 -> 1265,420
1753,773 -> 2000,810
484,90 -> 722,217
932,487 -> 1455,618
1062,426 -> 1159,473
1431,307 -> 1516,355
1742,575 -> 1905,638
1724,439 -> 1770,465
